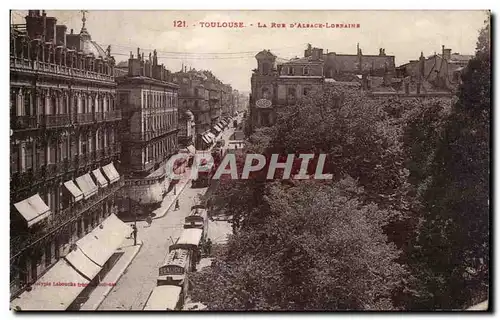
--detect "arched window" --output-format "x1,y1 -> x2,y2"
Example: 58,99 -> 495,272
303,66 -> 310,75
288,67 -> 294,75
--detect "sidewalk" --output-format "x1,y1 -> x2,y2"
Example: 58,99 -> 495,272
152,168 -> 192,220
151,127 -> 235,221
79,237 -> 143,311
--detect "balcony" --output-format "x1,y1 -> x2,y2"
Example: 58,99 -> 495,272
76,113 -> 94,125
44,114 -> 70,128
10,178 -> 125,259
11,116 -> 38,131
104,110 -> 122,121
94,112 -> 104,122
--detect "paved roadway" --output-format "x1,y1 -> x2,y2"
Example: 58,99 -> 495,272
98,126 -> 235,310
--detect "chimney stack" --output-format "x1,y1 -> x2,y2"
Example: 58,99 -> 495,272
55,25 -> 67,46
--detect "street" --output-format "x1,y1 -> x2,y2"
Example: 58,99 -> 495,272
98,126 -> 235,310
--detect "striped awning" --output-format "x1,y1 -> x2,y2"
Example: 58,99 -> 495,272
63,180 -> 83,202
14,194 -> 51,228
102,162 -> 120,184
92,168 -> 108,188
76,174 -> 98,199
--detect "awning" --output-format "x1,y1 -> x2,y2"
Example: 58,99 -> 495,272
206,132 -> 216,141
201,134 -> 212,144
76,174 -> 98,199
10,259 -> 88,311
213,125 -> 222,133
64,180 -> 83,202
102,162 -> 120,184
14,194 -> 51,228
92,168 -> 108,188
66,214 -> 132,279
186,145 -> 196,154
143,285 -> 182,310
64,246 -> 102,280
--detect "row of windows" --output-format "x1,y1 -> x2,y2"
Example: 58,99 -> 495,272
260,62 -> 311,76
11,36 -> 112,75
11,201 -> 113,288
11,130 -> 116,173
145,135 -> 177,163
10,89 -> 115,117
142,90 -> 177,109
261,86 -> 311,99
144,111 -> 177,133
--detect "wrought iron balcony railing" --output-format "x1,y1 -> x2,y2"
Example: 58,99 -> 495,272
11,116 -> 38,130
10,178 -> 125,260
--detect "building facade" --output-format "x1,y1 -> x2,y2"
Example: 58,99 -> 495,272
116,49 -> 180,220
249,44 -> 396,131
174,68 -> 233,150
173,69 -> 210,149
10,10 -> 124,305
396,45 -> 473,92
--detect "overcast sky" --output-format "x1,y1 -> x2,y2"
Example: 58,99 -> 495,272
11,10 -> 488,92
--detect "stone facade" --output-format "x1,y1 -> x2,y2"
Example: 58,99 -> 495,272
115,49 -> 180,219
10,10 -> 121,299
249,44 -> 404,131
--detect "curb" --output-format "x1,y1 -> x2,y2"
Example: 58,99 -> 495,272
83,241 -> 144,311
152,178 -> 192,220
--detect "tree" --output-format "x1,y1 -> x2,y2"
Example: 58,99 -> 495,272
404,19 -> 490,309
191,178 -> 407,310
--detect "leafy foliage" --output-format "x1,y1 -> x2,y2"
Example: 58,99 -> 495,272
192,179 -> 406,310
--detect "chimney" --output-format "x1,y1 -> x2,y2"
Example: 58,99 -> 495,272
311,48 -> 323,60
55,25 -> 67,46
379,48 -> 384,56
25,10 -> 45,40
45,16 -> 57,43
304,43 -> 312,57
128,54 -> 141,76
443,48 -> 452,61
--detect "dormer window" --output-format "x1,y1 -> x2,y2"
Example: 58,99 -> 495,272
303,66 -> 310,76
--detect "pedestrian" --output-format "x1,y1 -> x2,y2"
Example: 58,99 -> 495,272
206,238 -> 213,256
132,224 -> 137,246
146,215 -> 152,227
175,199 -> 180,211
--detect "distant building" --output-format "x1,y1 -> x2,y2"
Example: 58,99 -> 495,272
115,48 -> 180,220
10,10 -> 126,309
396,45 -> 473,91
251,43 -> 393,130
173,69 -> 232,150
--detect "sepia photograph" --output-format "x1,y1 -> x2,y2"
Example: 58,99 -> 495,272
8,8 -> 491,311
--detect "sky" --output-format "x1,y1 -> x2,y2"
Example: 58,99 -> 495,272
11,10 -> 488,92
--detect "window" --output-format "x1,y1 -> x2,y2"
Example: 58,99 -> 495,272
45,243 -> 52,267
10,90 -> 17,118
11,145 -> 19,174
24,91 -> 31,116
37,145 -> 46,167
25,143 -> 33,170
51,96 -> 57,115
303,87 -> 311,96
288,87 -> 297,99
49,145 -> 56,164
288,67 -> 294,75
303,67 -> 310,76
